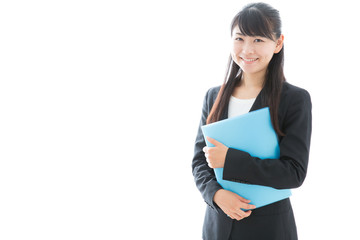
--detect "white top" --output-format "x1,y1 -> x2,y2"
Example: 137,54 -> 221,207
228,95 -> 256,118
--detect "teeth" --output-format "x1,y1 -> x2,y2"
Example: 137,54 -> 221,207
242,58 -> 257,62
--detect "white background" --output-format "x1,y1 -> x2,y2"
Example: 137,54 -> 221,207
1,0 -> 359,239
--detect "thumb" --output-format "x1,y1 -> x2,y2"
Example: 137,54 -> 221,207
207,136 -> 221,146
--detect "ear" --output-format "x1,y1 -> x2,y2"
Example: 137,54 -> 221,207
274,34 -> 284,54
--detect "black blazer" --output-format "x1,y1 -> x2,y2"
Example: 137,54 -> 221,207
192,82 -> 312,240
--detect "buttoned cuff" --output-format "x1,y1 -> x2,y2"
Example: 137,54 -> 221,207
223,147 -> 251,183
203,184 -> 222,213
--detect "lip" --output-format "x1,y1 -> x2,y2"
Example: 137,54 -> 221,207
240,57 -> 259,64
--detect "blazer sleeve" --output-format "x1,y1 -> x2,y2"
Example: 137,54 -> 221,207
222,88 -> 312,189
192,88 -> 222,212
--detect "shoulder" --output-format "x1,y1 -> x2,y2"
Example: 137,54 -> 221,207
206,85 -> 221,97
278,82 -> 312,127
203,85 -> 221,107
281,82 -> 311,105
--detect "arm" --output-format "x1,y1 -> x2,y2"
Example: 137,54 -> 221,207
192,88 -> 222,212
222,89 -> 312,189
193,88 -> 262,220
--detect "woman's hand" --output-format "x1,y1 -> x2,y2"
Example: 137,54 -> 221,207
213,189 -> 256,221
202,137 -> 229,168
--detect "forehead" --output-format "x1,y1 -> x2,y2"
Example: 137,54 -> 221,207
232,26 -> 257,37
231,24 -> 275,40
232,25 -> 241,34
232,25 -> 251,37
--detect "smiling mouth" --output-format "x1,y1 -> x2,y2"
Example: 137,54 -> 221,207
241,57 -> 258,62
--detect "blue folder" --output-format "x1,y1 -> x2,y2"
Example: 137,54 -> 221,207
201,107 -> 291,209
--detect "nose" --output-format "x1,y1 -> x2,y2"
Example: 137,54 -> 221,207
242,42 -> 255,55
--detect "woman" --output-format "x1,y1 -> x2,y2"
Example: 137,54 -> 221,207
192,3 -> 312,240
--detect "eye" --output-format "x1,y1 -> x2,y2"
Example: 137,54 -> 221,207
235,37 -> 244,41
254,39 -> 264,43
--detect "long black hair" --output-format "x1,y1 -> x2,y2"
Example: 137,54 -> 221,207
207,2 -> 285,136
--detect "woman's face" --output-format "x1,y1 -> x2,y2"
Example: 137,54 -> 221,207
230,25 -> 284,77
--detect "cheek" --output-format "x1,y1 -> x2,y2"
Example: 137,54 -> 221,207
231,45 -> 242,61
230,52 -> 237,62
230,50 -> 237,63
260,44 -> 277,58
231,43 -> 242,54
257,48 -> 275,62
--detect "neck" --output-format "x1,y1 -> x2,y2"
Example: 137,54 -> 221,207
240,71 -> 266,89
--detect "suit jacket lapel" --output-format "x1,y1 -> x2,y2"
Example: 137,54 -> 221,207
249,87 -> 265,112
220,88 -> 265,120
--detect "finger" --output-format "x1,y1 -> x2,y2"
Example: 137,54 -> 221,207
206,159 -> 213,168
242,210 -> 252,218
236,195 -> 251,203
226,213 -> 238,220
233,209 -> 252,220
234,209 -> 247,219
202,146 -> 208,153
235,212 -> 251,221
228,209 -> 251,221
231,212 -> 244,221
226,214 -> 234,219
206,136 -> 222,146
235,195 -> 256,209
242,203 -> 256,210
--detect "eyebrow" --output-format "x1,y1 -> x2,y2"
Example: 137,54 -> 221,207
235,32 -> 269,39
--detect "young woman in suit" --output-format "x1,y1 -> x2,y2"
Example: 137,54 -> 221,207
192,2 -> 312,240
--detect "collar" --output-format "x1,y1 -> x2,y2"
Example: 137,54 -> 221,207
220,87 -> 265,120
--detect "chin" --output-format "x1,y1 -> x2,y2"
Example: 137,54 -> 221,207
239,66 -> 261,74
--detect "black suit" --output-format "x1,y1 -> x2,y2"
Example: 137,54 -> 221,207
192,82 -> 312,240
